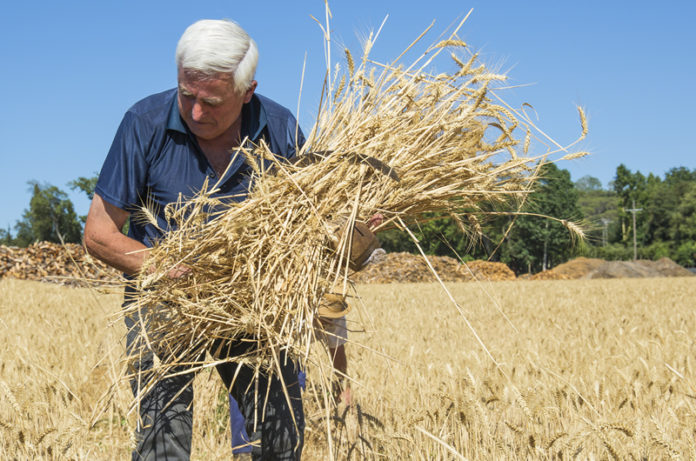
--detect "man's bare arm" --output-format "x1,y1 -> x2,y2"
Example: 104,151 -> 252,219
84,193 -> 148,276
329,344 -> 351,406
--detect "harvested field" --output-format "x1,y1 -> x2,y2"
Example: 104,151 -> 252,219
2,276 -> 696,459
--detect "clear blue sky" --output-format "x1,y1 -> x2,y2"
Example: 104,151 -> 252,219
1,1 -> 694,231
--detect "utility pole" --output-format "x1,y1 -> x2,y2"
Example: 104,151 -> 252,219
542,220 -> 549,271
624,200 -> 642,260
600,218 -> 612,247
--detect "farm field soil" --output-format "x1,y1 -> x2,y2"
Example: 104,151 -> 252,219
1,277 -> 696,459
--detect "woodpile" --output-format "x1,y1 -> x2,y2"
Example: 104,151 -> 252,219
464,260 -> 517,281
3,243 -> 690,288
1,244 -> 517,287
352,252 -> 516,284
0,242 -> 120,286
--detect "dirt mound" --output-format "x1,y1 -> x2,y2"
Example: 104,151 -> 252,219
531,256 -> 694,280
639,257 -> 695,277
352,252 -> 515,284
0,242 -> 120,286
548,257 -> 604,279
586,258 -> 693,279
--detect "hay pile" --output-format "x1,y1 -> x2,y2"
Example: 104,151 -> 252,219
125,19 -> 585,395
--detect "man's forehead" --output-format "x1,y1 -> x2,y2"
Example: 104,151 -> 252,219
178,68 -> 235,88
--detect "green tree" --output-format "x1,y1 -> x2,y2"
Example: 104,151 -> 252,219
575,176 -> 618,246
0,226 -> 14,246
502,163 -> 582,274
68,174 -> 98,200
68,173 -> 99,224
575,175 -> 603,192
666,181 -> 696,266
13,181 -> 82,247
612,164 -> 647,244
378,213 -> 471,257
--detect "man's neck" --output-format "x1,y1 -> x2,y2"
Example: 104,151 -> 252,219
197,119 -> 243,177
198,117 -> 242,151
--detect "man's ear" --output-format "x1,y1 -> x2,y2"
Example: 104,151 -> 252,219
244,80 -> 258,103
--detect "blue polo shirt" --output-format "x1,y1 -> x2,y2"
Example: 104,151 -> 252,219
95,89 -> 305,248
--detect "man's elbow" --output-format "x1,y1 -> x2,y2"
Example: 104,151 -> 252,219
83,194 -> 118,257
83,225 -> 98,257
83,214 -> 104,259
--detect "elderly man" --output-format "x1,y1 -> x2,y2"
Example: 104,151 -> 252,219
85,19 -> 305,460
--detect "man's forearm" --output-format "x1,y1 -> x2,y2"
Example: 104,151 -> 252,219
330,345 -> 347,375
84,193 -> 149,276
329,344 -> 352,405
85,228 -> 148,276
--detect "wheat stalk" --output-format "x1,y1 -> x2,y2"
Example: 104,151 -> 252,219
119,16 -> 588,422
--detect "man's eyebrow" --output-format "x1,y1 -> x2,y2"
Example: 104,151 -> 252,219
201,96 -> 224,105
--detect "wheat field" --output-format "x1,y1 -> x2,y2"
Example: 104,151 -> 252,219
1,276 -> 695,459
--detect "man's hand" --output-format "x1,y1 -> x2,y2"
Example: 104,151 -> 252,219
163,264 -> 191,279
336,381 -> 353,407
367,213 -> 384,230
329,344 -> 352,406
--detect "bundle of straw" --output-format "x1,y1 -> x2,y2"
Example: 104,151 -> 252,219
123,18 -> 585,396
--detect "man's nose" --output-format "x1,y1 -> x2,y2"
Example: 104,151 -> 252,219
191,101 -> 205,121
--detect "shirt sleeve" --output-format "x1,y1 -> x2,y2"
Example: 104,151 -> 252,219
94,111 -> 150,211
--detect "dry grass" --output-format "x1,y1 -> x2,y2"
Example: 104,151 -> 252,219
319,277 -> 696,459
128,16 -> 586,409
3,276 -> 696,459
0,279 -> 131,459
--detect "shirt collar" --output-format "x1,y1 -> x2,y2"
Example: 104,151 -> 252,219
166,92 -> 187,134
166,91 -> 268,142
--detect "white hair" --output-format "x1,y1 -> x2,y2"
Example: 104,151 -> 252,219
175,19 -> 258,93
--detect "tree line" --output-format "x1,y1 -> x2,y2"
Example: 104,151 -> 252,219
3,164 -> 695,273
379,163 -> 696,272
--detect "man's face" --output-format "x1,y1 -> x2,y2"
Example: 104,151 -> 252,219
177,68 -> 256,142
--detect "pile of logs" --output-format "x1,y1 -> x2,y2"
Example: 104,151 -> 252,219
464,260 -> 517,281
1,245 -> 518,287
3,243 -> 690,287
0,242 -> 121,286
